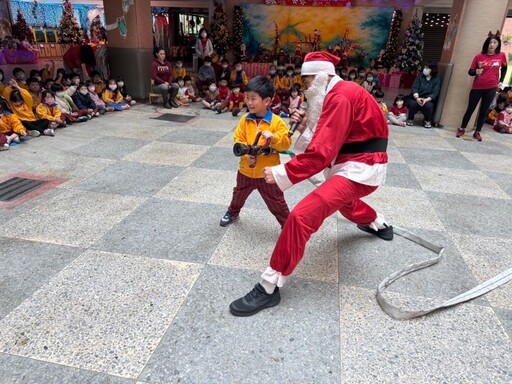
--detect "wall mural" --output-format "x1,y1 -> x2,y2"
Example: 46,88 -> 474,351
242,4 -> 393,65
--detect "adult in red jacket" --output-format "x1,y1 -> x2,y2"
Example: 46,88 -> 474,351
230,51 -> 393,317
457,32 -> 507,141
62,45 -> 96,80
151,47 -> 179,108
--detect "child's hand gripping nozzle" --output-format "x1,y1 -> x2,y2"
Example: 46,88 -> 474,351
233,131 -> 271,168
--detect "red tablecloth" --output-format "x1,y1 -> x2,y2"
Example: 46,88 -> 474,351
389,73 -> 402,88
242,62 -> 272,78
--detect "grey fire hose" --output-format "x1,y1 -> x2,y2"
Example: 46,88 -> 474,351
281,150 -> 512,320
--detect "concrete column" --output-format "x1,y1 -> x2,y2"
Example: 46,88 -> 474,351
439,0 -> 509,128
103,0 -> 153,99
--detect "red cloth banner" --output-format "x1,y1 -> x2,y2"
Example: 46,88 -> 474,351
263,0 -> 350,6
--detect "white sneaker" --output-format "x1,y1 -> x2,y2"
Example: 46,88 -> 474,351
130,100 -> 137,105
28,130 -> 41,137
43,128 -> 55,136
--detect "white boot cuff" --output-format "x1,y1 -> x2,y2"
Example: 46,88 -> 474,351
261,266 -> 287,287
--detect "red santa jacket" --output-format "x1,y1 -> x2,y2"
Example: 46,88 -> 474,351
272,76 -> 388,189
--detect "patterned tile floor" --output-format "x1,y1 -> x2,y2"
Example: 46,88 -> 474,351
0,100 -> 510,383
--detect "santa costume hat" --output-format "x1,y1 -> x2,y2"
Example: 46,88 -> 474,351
301,51 -> 340,76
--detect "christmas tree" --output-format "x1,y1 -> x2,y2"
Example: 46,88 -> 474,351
232,6 -> 244,62
90,15 -> 107,43
210,2 -> 230,55
396,13 -> 423,71
58,0 -> 82,44
382,9 -> 403,69
11,9 -> 34,43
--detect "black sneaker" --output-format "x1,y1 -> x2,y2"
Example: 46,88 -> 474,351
357,223 -> 394,241
220,211 -> 238,227
229,283 -> 281,317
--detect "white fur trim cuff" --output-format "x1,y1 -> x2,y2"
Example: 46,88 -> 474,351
261,266 -> 287,287
271,164 -> 293,191
301,62 -> 336,76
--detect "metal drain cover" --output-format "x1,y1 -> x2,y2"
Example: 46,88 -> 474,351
0,177 -> 47,202
151,113 -> 195,123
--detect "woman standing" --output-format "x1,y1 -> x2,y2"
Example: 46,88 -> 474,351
195,28 -> 214,69
151,47 -> 179,109
457,31 -> 507,141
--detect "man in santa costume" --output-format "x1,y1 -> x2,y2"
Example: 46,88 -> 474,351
229,51 -> 393,317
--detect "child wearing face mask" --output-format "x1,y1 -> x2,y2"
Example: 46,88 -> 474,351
215,78 -> 232,113
362,73 -> 376,93
175,77 -> 191,107
85,80 -> 108,113
267,65 -> 280,90
116,78 -> 136,105
36,90 -> 66,133
197,56 -> 217,96
51,83 -> 90,123
102,79 -> 130,111
355,67 -> 366,85
230,61 -> 249,91
201,82 -> 220,110
172,60 -> 187,80
347,69 -> 357,82
494,102 -> 512,133
72,83 -> 100,117
183,76 -> 201,102
388,94 -> 408,127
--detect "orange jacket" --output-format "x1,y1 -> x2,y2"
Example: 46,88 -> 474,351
0,113 -> 26,135
3,87 -> 36,121
102,89 -> 124,103
36,103 -> 62,122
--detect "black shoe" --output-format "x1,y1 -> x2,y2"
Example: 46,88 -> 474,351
171,100 -> 179,108
220,211 -> 238,227
232,108 -> 239,117
164,103 -> 172,109
357,223 -> 394,241
229,283 -> 281,317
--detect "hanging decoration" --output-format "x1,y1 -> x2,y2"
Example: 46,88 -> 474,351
32,0 -> 38,19
105,0 -> 134,38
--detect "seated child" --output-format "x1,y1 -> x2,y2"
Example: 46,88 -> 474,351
4,79 -> 50,137
227,83 -> 245,117
197,56 -> 216,95
91,71 -> 106,96
172,60 -> 187,80
282,85 -> 303,117
494,102 -> 512,133
72,83 -> 99,117
201,83 -> 220,110
85,80 -> 109,113
267,64 -> 279,89
102,79 -> 130,111
270,92 -> 282,116
215,78 -> 231,113
51,83 -> 89,124
0,96 -> 28,145
175,77 -> 191,107
217,58 -> 231,83
184,76 -> 201,102
230,62 -> 249,91
116,78 -> 136,105
388,94 -> 408,127
374,89 -> 388,116
220,76 -> 291,228
27,77 -> 42,110
487,96 -> 506,126
36,90 -> 66,132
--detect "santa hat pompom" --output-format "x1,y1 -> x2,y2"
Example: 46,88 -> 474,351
301,51 -> 340,76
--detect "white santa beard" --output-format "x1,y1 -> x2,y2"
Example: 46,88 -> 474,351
304,72 -> 329,132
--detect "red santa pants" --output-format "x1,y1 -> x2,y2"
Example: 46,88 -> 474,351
269,175 -> 378,276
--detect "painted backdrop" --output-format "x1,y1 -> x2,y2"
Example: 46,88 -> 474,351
242,4 -> 393,63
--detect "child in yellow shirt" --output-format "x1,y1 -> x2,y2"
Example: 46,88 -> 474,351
0,97 -> 27,146
102,79 -> 130,111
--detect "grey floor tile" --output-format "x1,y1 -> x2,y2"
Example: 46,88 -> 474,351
410,165 -> 509,198
0,251 -> 202,379
190,146 -> 240,171
461,151 -> 512,173
68,136 -> 152,160
0,187 -> 65,224
0,238 -> 84,320
428,191 -> 512,239
102,123 -> 172,141
0,353 -> 135,384
92,198 -> 226,263
386,144 -> 406,164
493,307 -> 512,339
123,141 -> 209,167
140,264 -> 340,384
485,171 -> 512,197
398,147 -> 479,169
391,134 -> 456,151
337,222 -> 483,302
188,116 -> 238,132
446,136 -> 512,155
339,286 -> 511,384
159,127 -> 227,146
0,190 -> 145,248
383,163 -> 421,189
72,161 -> 184,197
